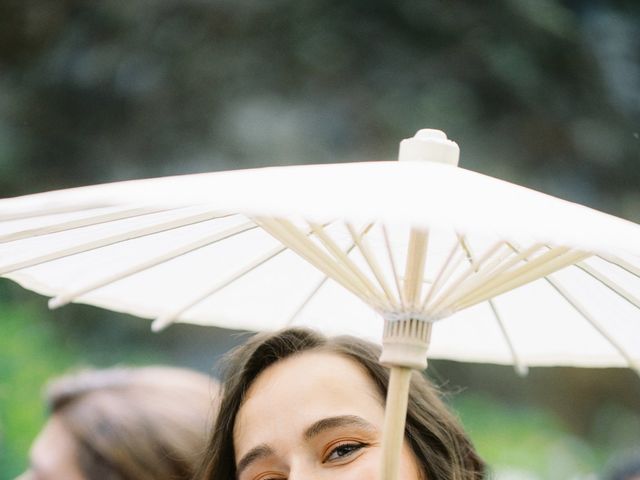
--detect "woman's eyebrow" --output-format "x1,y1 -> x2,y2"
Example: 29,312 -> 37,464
304,415 -> 377,440
236,444 -> 275,476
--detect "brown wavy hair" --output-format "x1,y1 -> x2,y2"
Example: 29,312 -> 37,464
196,328 -> 486,480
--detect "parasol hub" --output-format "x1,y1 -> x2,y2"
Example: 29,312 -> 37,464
398,129 -> 460,166
379,316 -> 434,371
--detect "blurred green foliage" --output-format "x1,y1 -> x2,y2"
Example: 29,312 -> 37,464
1,0 -> 639,216
0,304 -> 76,476
454,392 -> 640,479
455,394 -> 597,478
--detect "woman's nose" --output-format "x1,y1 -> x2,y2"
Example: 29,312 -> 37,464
288,461 -> 318,480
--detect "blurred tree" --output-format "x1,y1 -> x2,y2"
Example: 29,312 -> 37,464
0,0 -> 638,217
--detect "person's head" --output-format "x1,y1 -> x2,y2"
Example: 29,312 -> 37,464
18,366 -> 219,480
197,328 -> 485,480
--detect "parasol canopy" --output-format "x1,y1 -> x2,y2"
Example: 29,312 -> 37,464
2,129 -> 639,479
1,131 -> 639,372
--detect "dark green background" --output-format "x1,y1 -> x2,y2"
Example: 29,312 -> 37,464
1,1 -> 639,478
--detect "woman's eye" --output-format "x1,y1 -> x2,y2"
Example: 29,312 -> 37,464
325,442 -> 367,462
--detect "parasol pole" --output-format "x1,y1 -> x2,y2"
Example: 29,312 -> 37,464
380,318 -> 434,480
379,129 -> 459,480
381,366 -> 412,478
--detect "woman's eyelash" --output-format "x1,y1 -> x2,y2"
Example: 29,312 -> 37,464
325,441 -> 368,462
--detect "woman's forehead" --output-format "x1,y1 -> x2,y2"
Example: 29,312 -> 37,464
244,351 -> 380,404
233,351 -> 384,451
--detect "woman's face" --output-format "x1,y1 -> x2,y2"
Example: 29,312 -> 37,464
233,351 -> 423,480
17,414 -> 85,480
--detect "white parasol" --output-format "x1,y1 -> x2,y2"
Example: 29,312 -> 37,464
1,129 -> 639,479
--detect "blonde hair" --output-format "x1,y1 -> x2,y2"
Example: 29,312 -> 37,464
47,366 -> 218,480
